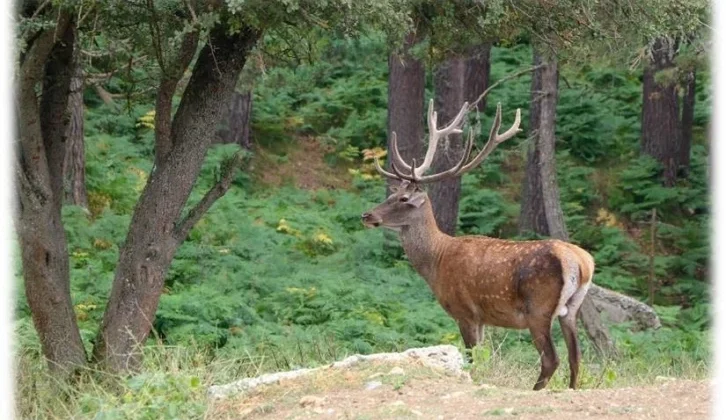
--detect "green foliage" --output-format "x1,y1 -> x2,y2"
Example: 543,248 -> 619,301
458,174 -> 519,237
252,34 -> 389,152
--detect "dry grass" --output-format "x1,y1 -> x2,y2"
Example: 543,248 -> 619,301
15,329 -> 709,419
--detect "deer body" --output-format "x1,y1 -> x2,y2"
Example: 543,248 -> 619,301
362,99 -> 594,391
397,196 -> 592,330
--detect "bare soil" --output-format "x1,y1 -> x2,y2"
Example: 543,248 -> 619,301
252,137 -> 352,190
207,360 -> 710,419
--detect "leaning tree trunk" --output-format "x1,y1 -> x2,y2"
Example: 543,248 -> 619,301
679,69 -> 696,177
641,37 -> 681,187
386,31 -> 425,195
216,90 -> 253,149
16,14 -> 87,375
519,54 -> 617,357
92,25 -> 260,372
429,56 -> 466,236
63,49 -> 89,207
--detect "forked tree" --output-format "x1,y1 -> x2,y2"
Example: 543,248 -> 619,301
361,99 -> 594,390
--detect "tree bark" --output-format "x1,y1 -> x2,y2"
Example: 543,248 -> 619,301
216,90 -> 253,149
92,25 -> 260,372
519,53 -> 617,357
428,44 -> 491,236
518,53 -> 549,236
464,44 -> 491,112
63,49 -> 89,207
386,31 -> 426,196
16,14 -> 87,375
641,37 -> 681,187
679,69 -> 696,176
429,56 -> 466,236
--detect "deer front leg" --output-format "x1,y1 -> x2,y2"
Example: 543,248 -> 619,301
458,321 -> 483,363
529,318 -> 560,391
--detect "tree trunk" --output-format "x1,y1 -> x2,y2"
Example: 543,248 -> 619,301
63,50 -> 89,207
519,53 -> 617,357
518,53 -> 549,236
16,15 -> 87,375
92,25 -> 260,372
679,69 -> 696,176
429,56 -> 466,236
386,31 -> 425,196
464,44 -> 491,112
641,37 -> 681,187
215,90 -> 253,149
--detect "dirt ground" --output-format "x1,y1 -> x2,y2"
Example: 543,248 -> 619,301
253,137 -> 352,190
207,360 -> 711,420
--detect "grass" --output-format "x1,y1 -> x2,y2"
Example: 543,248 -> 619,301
467,326 -> 709,390
15,327 -> 709,419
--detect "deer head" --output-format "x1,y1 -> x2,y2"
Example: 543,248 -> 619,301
361,180 -> 429,230
361,99 -> 522,231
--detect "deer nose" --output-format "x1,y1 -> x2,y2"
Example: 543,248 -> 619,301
361,212 -> 371,220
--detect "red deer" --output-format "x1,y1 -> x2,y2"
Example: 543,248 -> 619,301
361,99 -> 594,390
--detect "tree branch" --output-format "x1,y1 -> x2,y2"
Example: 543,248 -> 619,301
154,30 -> 200,165
173,153 -> 242,242
467,63 -> 545,112
19,9 -> 72,90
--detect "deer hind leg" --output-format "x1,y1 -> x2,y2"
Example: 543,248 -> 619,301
458,321 -> 483,363
558,313 -> 580,389
558,283 -> 590,389
529,318 -> 559,391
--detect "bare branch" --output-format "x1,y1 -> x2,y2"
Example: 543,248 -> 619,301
467,63 -> 544,112
146,0 -> 167,74
173,153 -> 243,242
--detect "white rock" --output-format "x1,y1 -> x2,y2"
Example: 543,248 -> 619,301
365,380 -> 383,391
389,366 -> 405,375
207,345 -> 466,399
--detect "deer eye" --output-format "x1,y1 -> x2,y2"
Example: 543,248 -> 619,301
399,196 -> 409,203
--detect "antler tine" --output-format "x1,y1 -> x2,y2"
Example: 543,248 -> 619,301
455,103 -> 522,176
391,158 -> 416,182
416,127 -> 475,184
390,132 -> 413,173
416,99 -> 470,178
493,107 -> 522,144
373,155 -> 403,180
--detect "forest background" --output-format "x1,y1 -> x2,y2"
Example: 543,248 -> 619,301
9,0 -> 718,418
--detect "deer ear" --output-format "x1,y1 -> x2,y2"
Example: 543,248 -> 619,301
406,192 -> 426,208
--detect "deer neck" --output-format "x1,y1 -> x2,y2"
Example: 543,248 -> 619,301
398,202 -> 450,287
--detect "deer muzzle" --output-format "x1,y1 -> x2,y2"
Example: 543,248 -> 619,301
361,212 -> 382,228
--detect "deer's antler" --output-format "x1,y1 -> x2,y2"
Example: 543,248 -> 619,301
375,100 -> 522,184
